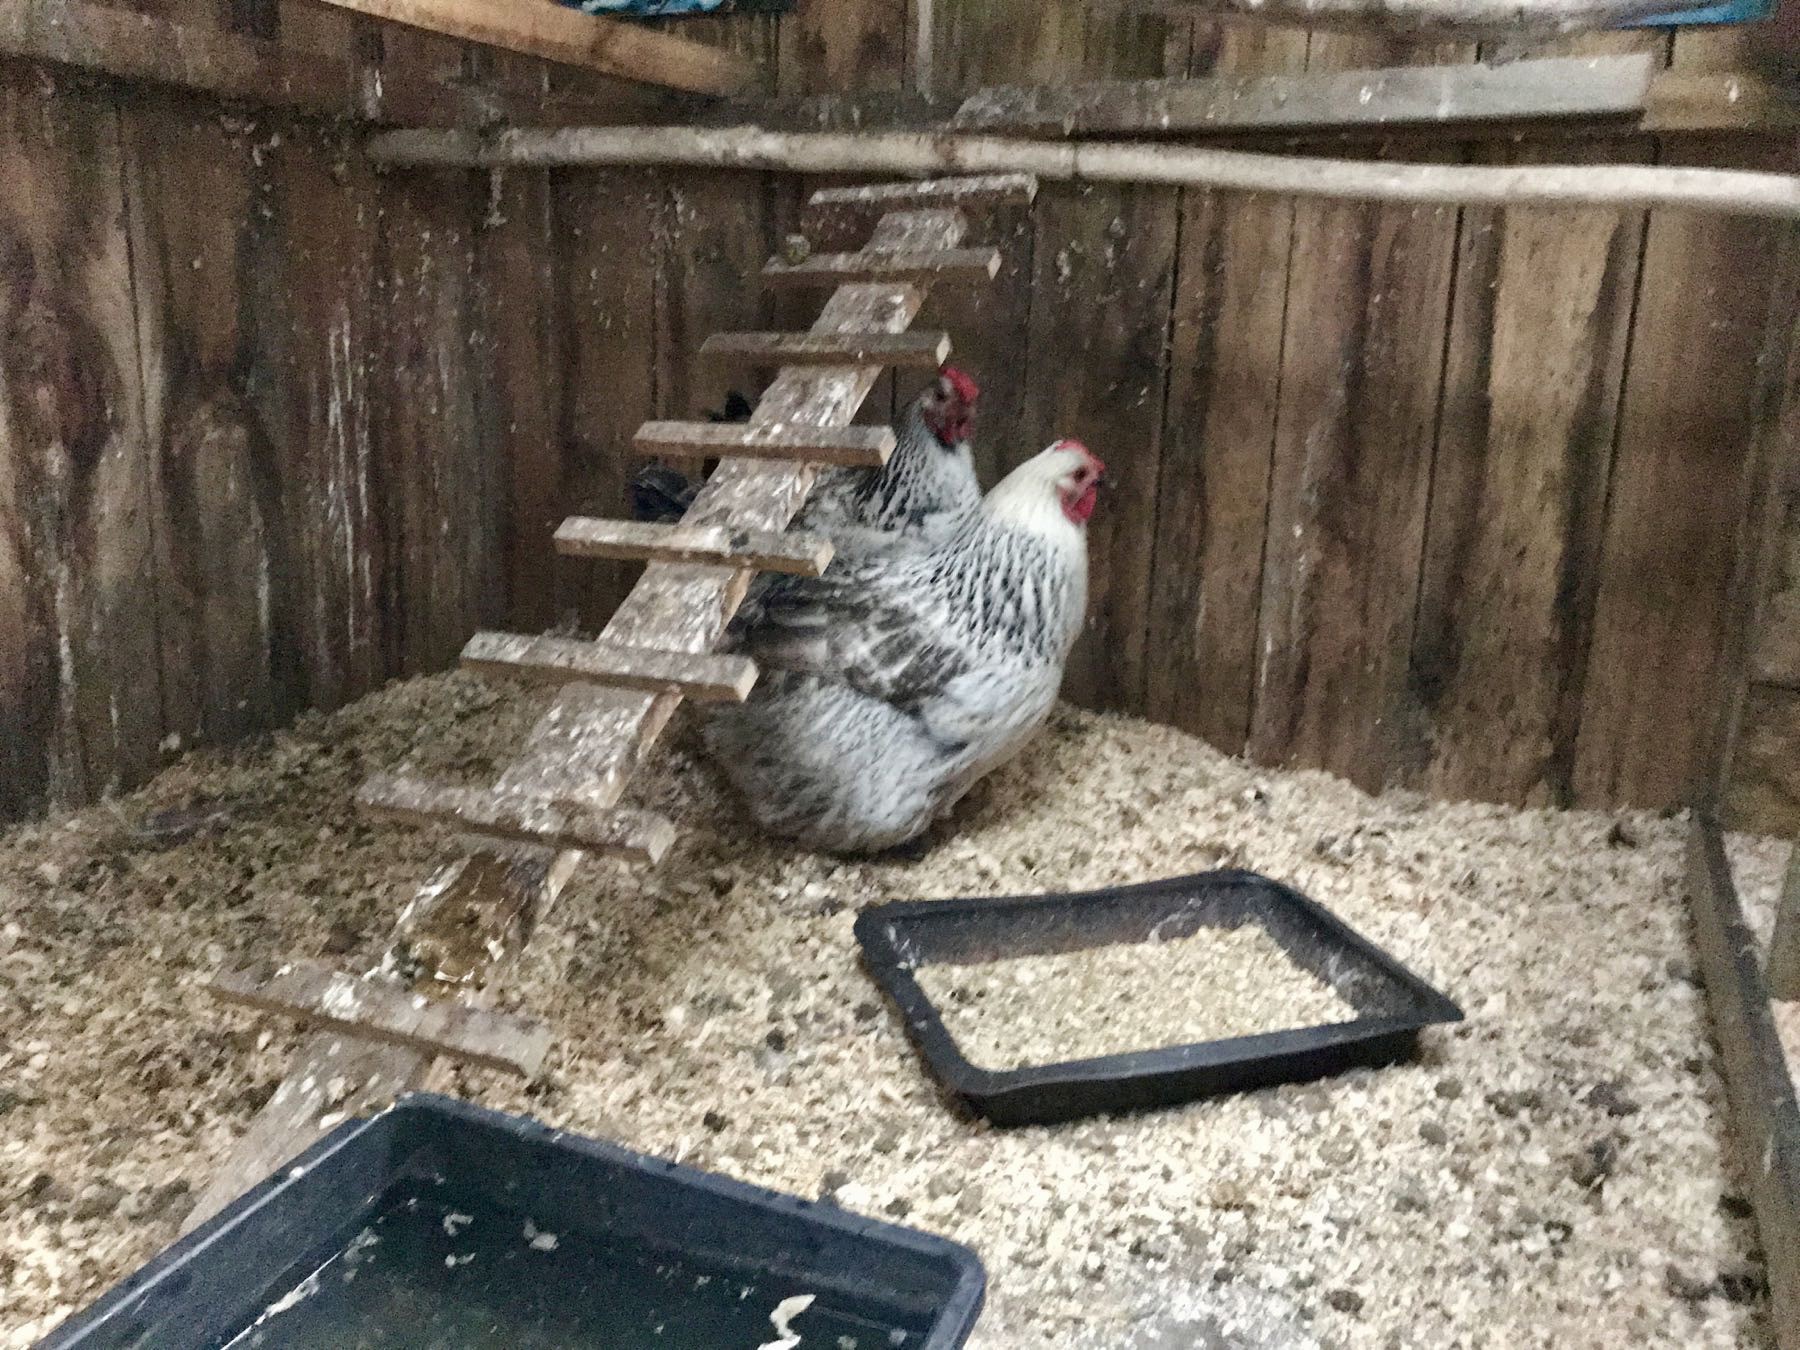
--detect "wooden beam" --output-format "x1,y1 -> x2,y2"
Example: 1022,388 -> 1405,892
208,960 -> 553,1078
364,126 -> 1800,221
1643,70 -> 1800,134
1090,0 -> 1703,36
700,329 -> 951,368
950,55 -> 1656,138
357,773 -> 677,862
1687,817 -> 1800,1350
1771,845 -> 1800,1001
762,245 -> 1001,287
633,419 -> 896,467
555,516 -> 834,575
314,0 -> 754,95
461,630 -> 758,702
0,0 -> 687,126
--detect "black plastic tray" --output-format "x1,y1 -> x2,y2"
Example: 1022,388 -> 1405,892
42,1093 -> 986,1349
855,868 -> 1463,1126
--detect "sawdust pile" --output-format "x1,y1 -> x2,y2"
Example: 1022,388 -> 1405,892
915,925 -> 1359,1071
0,672 -> 1778,1348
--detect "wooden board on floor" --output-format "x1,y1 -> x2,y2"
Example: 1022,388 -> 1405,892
1143,23 -> 1307,756
1686,817 -> 1800,1350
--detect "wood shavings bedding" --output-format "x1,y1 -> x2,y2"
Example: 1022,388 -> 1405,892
914,925 -> 1359,1071
0,672 -> 1777,1348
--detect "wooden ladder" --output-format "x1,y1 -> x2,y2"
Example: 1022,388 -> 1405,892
183,171 -> 1039,1231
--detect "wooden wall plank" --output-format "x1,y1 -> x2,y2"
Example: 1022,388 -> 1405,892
1143,24 -> 1307,756
553,168 -> 663,630
0,60 -> 163,821
242,126 -> 387,713
659,170 -> 772,422
122,93 -> 281,753
1572,128 -> 1797,808
1409,136 -> 1649,806
376,166 -> 503,674
779,0 -> 906,97
1248,33 -> 1467,792
1020,179 -> 1178,710
1727,684 -> 1800,834
1751,386 -> 1800,692
475,167 -> 564,636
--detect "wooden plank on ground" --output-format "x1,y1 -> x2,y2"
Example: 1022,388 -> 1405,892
1410,83 -> 1651,806
1686,816 -> 1800,1350
208,959 -> 553,1077
461,630 -> 758,702
555,517 -> 833,575
313,0 -> 754,94
952,53 -> 1655,136
762,246 -> 1001,287
1771,844 -> 1800,1001
357,773 -> 677,861
1144,23 -> 1307,757
0,63 -> 163,822
634,419 -> 896,466
1247,31 -> 1467,792
699,328 -> 952,368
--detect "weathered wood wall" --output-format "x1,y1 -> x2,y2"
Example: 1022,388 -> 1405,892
2,0 -> 1796,833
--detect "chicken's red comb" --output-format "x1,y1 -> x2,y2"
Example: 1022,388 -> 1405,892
939,365 -> 980,406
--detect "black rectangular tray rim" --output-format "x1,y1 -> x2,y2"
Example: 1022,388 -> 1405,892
855,868 -> 1464,1120
41,1092 -> 986,1350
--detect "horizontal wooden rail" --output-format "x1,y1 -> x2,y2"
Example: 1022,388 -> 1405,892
763,246 -> 1002,288
462,630 -> 758,702
700,330 -> 952,368
1115,0 -> 1698,34
950,55 -> 1658,137
555,516 -> 834,575
366,125 -> 1800,220
357,773 -> 676,862
208,960 -> 552,1078
634,419 -> 896,467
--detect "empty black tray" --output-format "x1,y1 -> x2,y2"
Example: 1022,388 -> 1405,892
43,1093 -> 986,1349
855,868 -> 1462,1126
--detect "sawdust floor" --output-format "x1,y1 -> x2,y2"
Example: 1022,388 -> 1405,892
0,671 -> 1778,1349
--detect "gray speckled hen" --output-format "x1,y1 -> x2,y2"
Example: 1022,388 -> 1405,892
704,440 -> 1105,855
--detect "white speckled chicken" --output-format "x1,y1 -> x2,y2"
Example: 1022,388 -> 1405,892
630,366 -> 982,552
704,439 -> 1105,855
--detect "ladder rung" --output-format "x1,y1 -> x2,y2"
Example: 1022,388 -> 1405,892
805,173 -> 1040,214
207,960 -> 553,1078
634,420 -> 895,468
762,247 -> 1002,289
554,517 -> 833,576
699,330 -> 950,369
357,774 -> 676,864
462,631 -> 758,703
